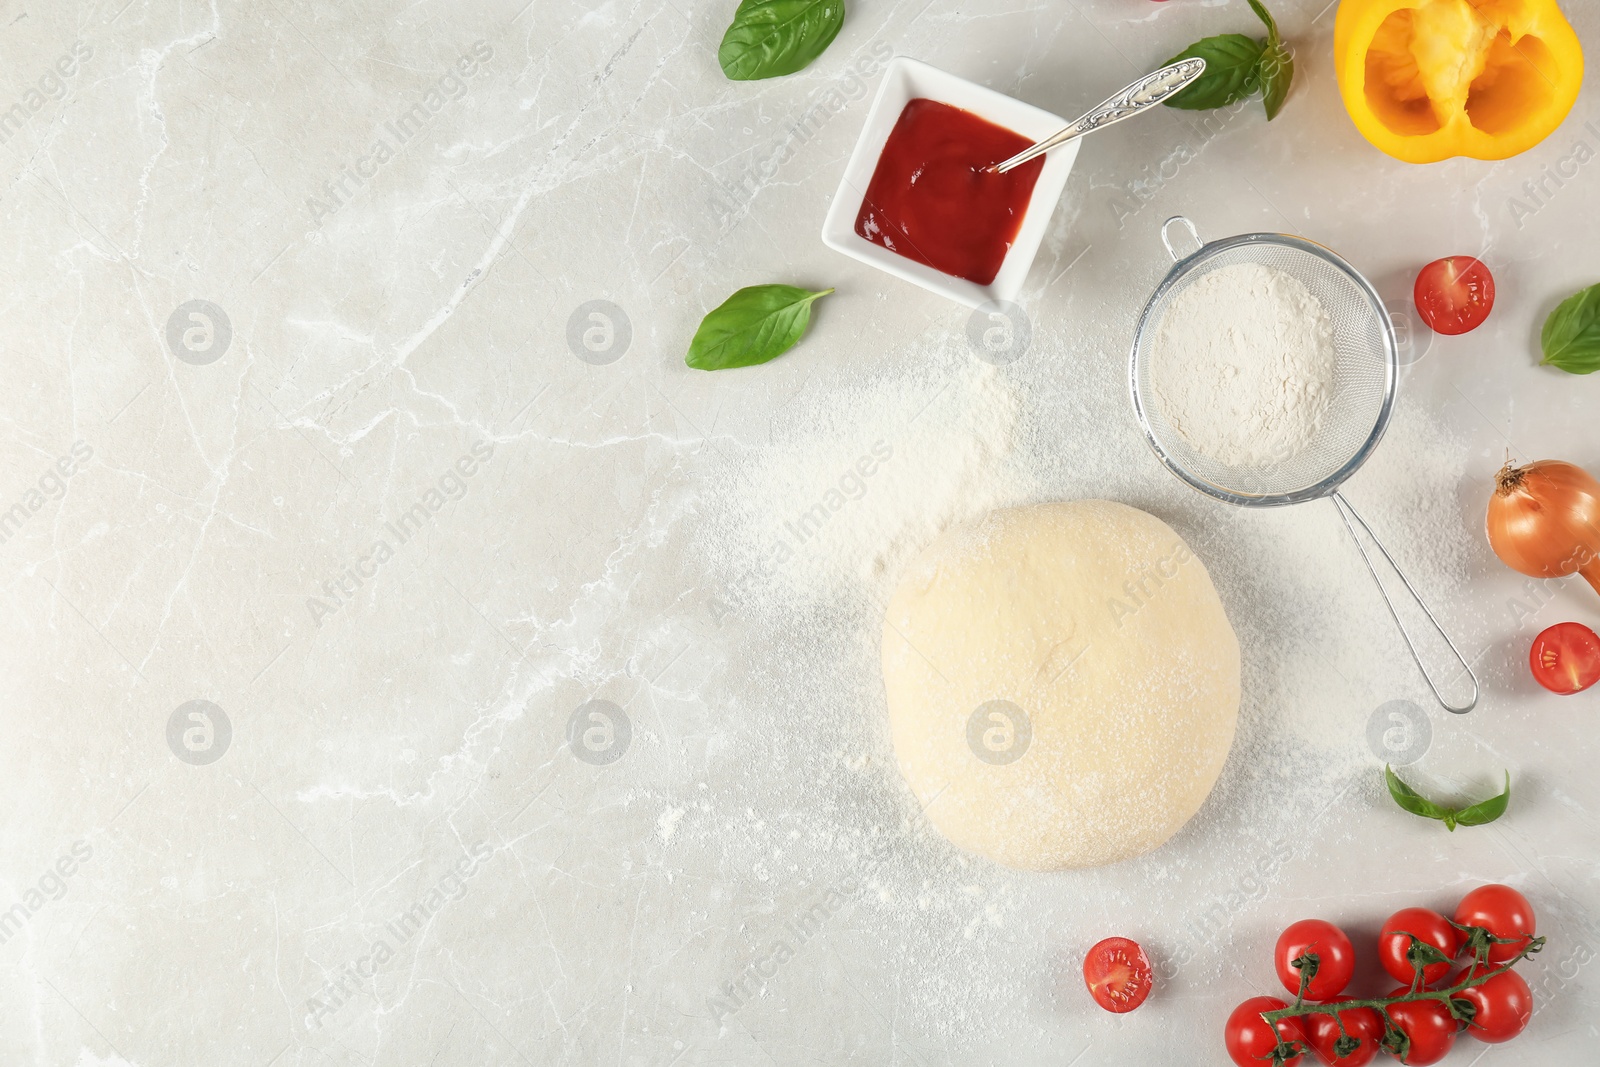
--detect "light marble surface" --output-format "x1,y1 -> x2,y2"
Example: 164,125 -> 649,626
4,1 -> 1599,1064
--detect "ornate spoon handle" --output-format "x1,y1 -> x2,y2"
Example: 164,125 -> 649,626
993,58 -> 1207,174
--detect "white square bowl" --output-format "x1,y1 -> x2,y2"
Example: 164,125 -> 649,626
821,57 -> 1080,310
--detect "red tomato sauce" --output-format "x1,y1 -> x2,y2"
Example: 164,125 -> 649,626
854,98 -> 1044,286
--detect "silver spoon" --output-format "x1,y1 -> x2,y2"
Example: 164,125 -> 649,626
991,58 -> 1207,174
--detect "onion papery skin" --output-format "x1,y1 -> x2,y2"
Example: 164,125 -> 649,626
1487,460 -> 1600,598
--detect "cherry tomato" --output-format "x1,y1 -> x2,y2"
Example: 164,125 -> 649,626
1083,936 -> 1153,1013
1414,256 -> 1495,335
1378,908 -> 1461,986
1455,884 -> 1537,964
1275,919 -> 1356,1001
1226,996 -> 1306,1067
1529,622 -> 1600,695
1382,989 -> 1457,1065
1455,963 -> 1533,1043
1301,997 -> 1384,1067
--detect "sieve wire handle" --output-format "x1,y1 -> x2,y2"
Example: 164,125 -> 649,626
1331,492 -> 1479,714
1161,216 -> 1202,262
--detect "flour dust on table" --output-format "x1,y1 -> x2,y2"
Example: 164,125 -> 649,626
696,352 -> 1032,616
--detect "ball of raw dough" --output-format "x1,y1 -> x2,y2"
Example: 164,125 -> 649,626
880,500 -> 1240,870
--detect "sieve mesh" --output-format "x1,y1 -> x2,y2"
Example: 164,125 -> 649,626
1130,230 -> 1397,507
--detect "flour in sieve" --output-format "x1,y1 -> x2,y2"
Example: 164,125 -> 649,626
1150,262 -> 1337,468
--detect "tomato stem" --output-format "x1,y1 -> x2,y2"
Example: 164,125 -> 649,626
1290,950 -> 1317,1007
1259,932 -> 1546,1053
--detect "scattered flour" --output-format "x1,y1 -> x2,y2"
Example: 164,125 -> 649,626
665,324 -> 1487,1049
1150,262 -> 1337,468
656,805 -> 685,845
698,354 -> 1029,611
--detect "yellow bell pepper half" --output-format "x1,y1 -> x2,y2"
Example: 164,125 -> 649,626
1335,0 -> 1584,163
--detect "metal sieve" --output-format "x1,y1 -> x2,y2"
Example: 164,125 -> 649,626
1130,217 -> 1478,714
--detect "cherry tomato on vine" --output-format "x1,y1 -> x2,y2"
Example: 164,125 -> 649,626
1455,884 -> 1537,964
1083,936 -> 1154,1013
1275,919 -> 1356,1000
1414,256 -> 1495,335
1529,622 -> 1600,695
1456,963 -> 1533,1043
1378,907 -> 1461,986
1301,997 -> 1384,1067
1225,996 -> 1306,1067
1382,990 -> 1457,1065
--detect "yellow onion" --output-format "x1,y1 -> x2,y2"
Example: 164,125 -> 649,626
1487,460 -> 1600,598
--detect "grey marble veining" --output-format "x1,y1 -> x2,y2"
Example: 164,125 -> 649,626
3,1 -> 1598,1064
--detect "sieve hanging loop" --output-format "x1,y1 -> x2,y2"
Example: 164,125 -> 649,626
1160,216 -> 1203,263
1332,493 -> 1480,714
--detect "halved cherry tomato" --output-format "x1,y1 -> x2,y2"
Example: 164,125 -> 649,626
1414,256 -> 1495,335
1378,908 -> 1461,987
1083,936 -> 1153,1013
1383,989 -> 1457,1065
1456,963 -> 1533,1043
1455,884 -> 1537,964
1529,622 -> 1600,695
1275,919 -> 1356,1001
1226,996 -> 1306,1067
1301,997 -> 1384,1067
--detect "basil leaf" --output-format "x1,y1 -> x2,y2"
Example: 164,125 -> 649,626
1249,0 -> 1294,120
1385,766 -> 1513,832
718,0 -> 846,81
1385,765 -> 1454,823
1455,771 -> 1512,827
1541,282 -> 1600,374
1162,35 -> 1267,111
1257,42 -> 1293,120
686,284 -> 833,370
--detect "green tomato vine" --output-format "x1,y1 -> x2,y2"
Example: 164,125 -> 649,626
1255,924 -> 1544,1064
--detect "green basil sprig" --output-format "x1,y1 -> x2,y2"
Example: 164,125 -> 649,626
1163,0 -> 1294,120
1163,36 -> 1265,111
1385,766 -> 1511,832
1541,282 -> 1600,374
686,284 -> 833,370
718,0 -> 846,81
1251,0 -> 1295,121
